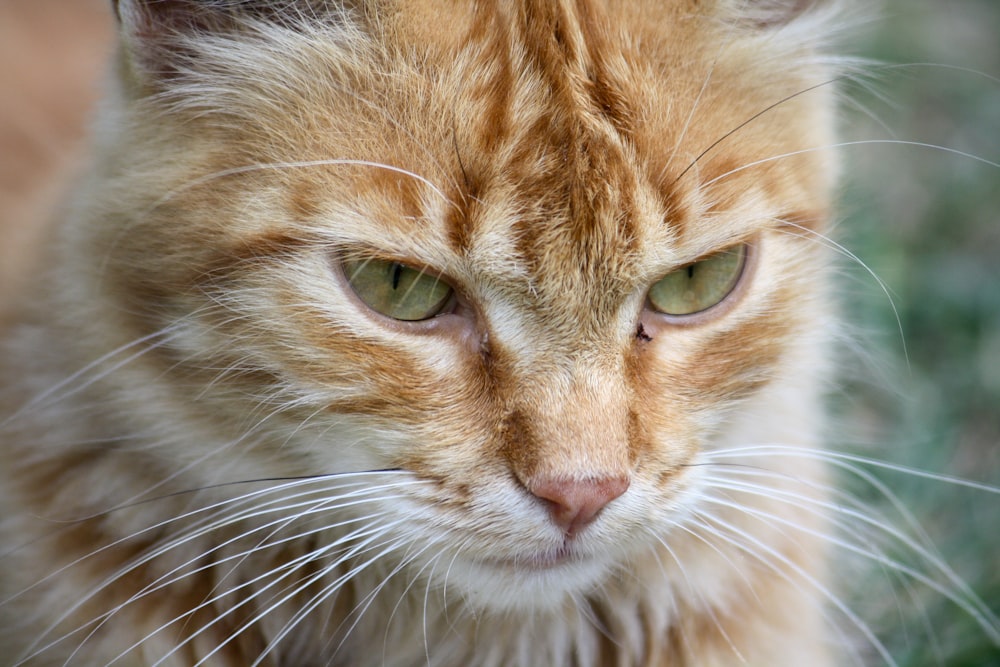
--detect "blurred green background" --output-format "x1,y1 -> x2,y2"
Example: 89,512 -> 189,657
837,0 -> 999,664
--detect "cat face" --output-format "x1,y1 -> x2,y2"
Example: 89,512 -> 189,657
67,0 -> 842,614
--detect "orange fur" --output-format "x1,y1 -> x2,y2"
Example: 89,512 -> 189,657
2,1 -> 848,664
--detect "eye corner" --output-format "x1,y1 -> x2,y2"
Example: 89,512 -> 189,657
636,322 -> 654,342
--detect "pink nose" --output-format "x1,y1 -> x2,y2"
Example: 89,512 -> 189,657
528,476 -> 630,535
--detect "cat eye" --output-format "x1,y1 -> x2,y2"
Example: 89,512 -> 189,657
647,244 -> 747,316
343,258 -> 454,321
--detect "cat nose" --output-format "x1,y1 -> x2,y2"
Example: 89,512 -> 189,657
528,476 -> 630,535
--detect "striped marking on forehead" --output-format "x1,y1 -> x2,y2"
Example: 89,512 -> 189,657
441,0 -> 650,320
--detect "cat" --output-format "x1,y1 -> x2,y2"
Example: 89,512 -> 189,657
0,0 -> 996,665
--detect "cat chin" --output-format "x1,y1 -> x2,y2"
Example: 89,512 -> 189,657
433,552 -> 615,613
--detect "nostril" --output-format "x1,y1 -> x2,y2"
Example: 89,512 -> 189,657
528,476 -> 630,534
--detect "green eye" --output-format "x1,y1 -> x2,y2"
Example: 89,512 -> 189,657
648,244 -> 747,316
343,258 -> 454,321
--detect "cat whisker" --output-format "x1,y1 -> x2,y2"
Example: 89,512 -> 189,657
338,536 -> 452,667
672,514 -> 893,666
138,533 -> 376,666
4,475 -> 350,606
695,489 -> 983,665
695,447 -> 1000,651
660,18 -> 741,182
644,527 -> 747,663
698,479 -> 999,639
150,159 -> 450,213
670,71 -> 854,188
25,515 -> 380,665
706,140 -> 999,194
388,539 -> 458,661
687,509 -> 898,666
704,444 -> 1000,495
697,463 -> 931,559
669,519 -> 765,607
120,495 -> 417,666
245,532 -> 436,667
14,475 -> 418,664
771,216 -> 910,367
201,527 -> 411,667
1,325 -> 181,427
417,547 -> 444,667
674,58 -> 999,188
877,61 -> 1000,87
699,462 -> 936,553
700,446 -> 989,590
435,536 -> 476,633
107,530 -> 359,665
197,495 -> 405,595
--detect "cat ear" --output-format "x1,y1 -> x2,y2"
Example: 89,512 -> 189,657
111,0 -> 346,83
726,0 -> 829,29
111,0 -> 342,30
113,1 -> 246,82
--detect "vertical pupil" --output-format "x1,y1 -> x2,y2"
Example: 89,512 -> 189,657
687,264 -> 695,279
391,263 -> 403,289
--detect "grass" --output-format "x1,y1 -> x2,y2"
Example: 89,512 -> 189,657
834,0 -> 1000,663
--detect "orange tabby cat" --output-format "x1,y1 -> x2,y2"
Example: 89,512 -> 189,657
1,0 -> 856,664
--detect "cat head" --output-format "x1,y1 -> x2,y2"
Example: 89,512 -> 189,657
71,0 -> 843,610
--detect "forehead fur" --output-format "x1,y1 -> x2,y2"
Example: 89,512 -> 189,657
110,0 -> 839,342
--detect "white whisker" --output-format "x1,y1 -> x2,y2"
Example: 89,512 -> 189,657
697,485 -> 1000,642
702,140 -> 998,192
705,445 -> 1000,495
646,528 -> 747,663
773,217 -> 910,368
14,475 -> 417,665
151,159 -> 450,211
688,510 -> 898,666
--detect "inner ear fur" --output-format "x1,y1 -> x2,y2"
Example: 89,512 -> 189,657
716,0 -> 831,29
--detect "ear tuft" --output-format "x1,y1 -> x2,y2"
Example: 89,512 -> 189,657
114,1 -> 241,83
111,0 -> 344,84
114,1 -> 239,40
727,0 -> 828,29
